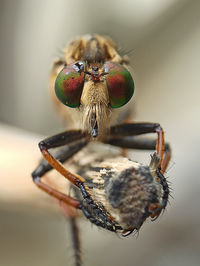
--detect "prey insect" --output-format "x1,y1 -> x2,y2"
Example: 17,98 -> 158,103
32,34 -> 171,266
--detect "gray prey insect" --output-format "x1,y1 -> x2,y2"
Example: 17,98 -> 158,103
32,34 -> 171,266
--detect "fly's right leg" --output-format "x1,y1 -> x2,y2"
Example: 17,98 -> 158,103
32,131 -> 89,266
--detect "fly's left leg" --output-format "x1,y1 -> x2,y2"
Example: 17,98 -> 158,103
105,122 -> 171,218
109,123 -> 171,173
106,134 -> 171,174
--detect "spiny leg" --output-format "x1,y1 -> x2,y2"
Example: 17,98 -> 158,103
156,168 -> 169,211
33,130 -> 120,232
149,152 -> 170,219
106,123 -> 171,217
32,135 -> 118,266
32,137 -> 89,266
79,185 -> 122,232
105,137 -> 170,218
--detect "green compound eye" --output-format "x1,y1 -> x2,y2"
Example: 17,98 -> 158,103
55,61 -> 85,108
104,62 -> 134,108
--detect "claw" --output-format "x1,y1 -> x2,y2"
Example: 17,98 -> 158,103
149,203 -> 162,221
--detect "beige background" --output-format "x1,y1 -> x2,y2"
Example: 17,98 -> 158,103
0,0 -> 200,266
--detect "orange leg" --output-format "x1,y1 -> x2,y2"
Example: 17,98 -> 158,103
32,133 -> 89,207
32,131 -> 120,232
37,130 -> 89,186
109,122 -> 171,172
34,177 -> 80,208
107,122 -> 171,219
161,143 -> 171,174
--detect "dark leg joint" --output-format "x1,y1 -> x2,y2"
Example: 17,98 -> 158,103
32,174 -> 40,182
39,141 -> 47,151
32,138 -> 89,181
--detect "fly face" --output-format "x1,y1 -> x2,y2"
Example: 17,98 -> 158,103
52,34 -> 134,138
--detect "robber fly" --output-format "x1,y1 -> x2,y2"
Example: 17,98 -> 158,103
32,34 -> 171,266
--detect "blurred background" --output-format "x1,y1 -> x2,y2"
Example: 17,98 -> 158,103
0,0 -> 200,265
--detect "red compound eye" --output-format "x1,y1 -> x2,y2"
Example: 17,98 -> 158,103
55,61 -> 85,108
104,62 -> 134,108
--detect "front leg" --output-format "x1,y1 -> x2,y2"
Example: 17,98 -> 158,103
32,130 -> 89,207
32,132 -> 89,266
109,122 -> 171,173
32,129 -> 120,232
36,130 -> 88,186
106,122 -> 171,219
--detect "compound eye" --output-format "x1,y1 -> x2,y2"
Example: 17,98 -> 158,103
104,62 -> 134,108
55,61 -> 85,108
